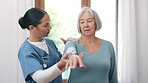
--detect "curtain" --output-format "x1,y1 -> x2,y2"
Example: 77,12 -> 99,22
17,0 -> 34,83
117,0 -> 138,83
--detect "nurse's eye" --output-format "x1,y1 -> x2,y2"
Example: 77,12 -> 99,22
41,23 -> 50,28
42,23 -> 48,27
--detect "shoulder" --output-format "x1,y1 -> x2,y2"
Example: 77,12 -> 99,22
18,40 -> 36,59
101,39 -> 115,56
101,39 -> 114,47
67,40 -> 76,44
19,39 -> 33,52
65,40 -> 78,46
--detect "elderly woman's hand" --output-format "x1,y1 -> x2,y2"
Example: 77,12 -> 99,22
65,53 -> 86,70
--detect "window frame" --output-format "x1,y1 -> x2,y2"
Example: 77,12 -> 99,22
35,0 -> 45,9
35,0 -> 91,9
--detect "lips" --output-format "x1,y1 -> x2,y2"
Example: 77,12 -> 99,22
84,29 -> 91,32
47,31 -> 50,34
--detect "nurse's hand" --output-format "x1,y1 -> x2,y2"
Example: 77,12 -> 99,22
57,52 -> 71,70
65,53 -> 86,70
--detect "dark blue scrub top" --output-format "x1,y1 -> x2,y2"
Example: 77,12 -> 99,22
18,38 -> 62,83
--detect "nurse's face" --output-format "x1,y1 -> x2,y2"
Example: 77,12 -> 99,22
34,14 -> 51,38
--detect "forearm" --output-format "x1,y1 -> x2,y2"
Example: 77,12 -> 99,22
65,47 -> 77,54
32,64 -> 64,83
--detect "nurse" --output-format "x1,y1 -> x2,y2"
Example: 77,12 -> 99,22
18,8 -> 85,83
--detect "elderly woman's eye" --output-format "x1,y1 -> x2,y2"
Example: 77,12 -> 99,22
80,21 -> 84,24
87,18 -> 94,22
87,20 -> 92,22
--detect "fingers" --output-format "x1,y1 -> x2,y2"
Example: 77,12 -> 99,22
79,53 -> 83,58
66,53 -> 86,70
60,38 -> 67,44
66,55 -> 78,69
70,55 -> 78,69
57,52 -> 72,70
61,52 -> 71,60
60,37 -> 78,45
65,61 -> 69,70
77,53 -> 86,69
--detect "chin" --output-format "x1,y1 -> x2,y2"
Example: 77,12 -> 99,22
44,35 -> 48,37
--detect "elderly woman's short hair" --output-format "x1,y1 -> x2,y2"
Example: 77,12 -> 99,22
77,7 -> 102,33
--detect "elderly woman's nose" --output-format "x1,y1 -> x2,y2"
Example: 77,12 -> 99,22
84,21 -> 89,26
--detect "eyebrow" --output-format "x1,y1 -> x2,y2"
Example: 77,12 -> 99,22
39,21 -> 50,24
79,18 -> 93,20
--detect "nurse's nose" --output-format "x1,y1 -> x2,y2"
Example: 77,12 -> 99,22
47,24 -> 52,30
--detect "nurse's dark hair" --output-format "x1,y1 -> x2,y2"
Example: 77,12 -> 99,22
18,8 -> 47,30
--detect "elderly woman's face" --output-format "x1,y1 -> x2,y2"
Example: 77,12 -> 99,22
79,12 -> 96,36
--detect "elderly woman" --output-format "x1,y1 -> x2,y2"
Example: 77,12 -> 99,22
64,7 -> 118,83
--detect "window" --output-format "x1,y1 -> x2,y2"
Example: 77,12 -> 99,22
35,0 -> 44,9
35,0 -> 116,82
91,0 -> 116,47
44,1 -> 81,80
44,0 -> 81,53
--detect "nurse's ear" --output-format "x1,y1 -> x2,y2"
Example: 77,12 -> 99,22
29,25 -> 35,31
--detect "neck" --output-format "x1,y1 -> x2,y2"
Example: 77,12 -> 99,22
80,35 -> 97,44
28,36 -> 43,42
80,35 -> 101,54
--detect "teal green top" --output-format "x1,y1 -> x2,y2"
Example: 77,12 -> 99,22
64,39 -> 118,83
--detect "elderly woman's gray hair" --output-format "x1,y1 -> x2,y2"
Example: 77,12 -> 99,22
77,7 -> 102,33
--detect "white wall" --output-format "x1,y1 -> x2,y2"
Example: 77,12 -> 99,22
0,0 -> 33,83
136,0 -> 148,82
0,0 -> 148,83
